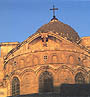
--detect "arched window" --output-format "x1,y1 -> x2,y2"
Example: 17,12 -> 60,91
75,72 -> 85,84
39,71 -> 53,93
12,77 -> 20,96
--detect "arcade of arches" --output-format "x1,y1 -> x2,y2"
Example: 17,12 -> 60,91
0,17 -> 90,97
11,71 -> 87,96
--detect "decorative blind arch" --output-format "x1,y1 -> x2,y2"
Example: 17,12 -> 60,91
52,55 -> 58,63
33,56 -> 39,65
12,77 -> 20,96
69,55 -> 75,64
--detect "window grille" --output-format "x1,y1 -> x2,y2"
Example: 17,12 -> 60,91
75,72 -> 85,84
44,56 -> 48,60
12,77 -> 20,96
39,71 -> 53,93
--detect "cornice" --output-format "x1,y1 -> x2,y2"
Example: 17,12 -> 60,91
4,31 -> 90,60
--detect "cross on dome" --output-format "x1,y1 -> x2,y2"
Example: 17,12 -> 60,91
50,5 -> 58,18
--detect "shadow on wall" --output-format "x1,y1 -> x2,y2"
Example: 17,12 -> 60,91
8,84 -> 90,97
60,84 -> 90,96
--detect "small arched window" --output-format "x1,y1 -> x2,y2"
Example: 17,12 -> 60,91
75,72 -> 85,84
12,77 -> 20,96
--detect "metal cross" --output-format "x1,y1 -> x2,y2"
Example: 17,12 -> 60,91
50,5 -> 58,18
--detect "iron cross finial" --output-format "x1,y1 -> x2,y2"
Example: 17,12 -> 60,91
50,5 -> 58,18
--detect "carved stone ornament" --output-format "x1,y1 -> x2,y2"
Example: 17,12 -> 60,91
40,33 -> 48,47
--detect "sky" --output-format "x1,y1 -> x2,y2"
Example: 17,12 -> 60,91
0,0 -> 90,43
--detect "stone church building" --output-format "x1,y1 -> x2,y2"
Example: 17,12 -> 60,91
0,13 -> 90,97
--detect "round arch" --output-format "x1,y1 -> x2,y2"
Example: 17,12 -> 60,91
75,72 -> 85,84
12,77 -> 20,96
57,65 -> 75,84
75,67 -> 88,84
39,71 -> 54,93
20,69 -> 36,94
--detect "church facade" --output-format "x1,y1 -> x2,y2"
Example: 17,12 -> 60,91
0,16 -> 90,97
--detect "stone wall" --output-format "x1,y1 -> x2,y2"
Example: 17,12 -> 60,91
0,88 -> 7,97
80,37 -> 90,50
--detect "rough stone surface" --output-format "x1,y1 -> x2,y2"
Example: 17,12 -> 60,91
36,18 -> 80,43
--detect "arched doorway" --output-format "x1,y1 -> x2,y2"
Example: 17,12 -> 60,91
75,72 -> 85,84
39,71 -> 54,93
12,77 -> 20,96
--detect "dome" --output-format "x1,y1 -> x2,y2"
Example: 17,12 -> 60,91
36,18 -> 80,43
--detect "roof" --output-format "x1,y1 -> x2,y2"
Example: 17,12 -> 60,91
0,42 -> 19,46
36,18 -> 80,43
